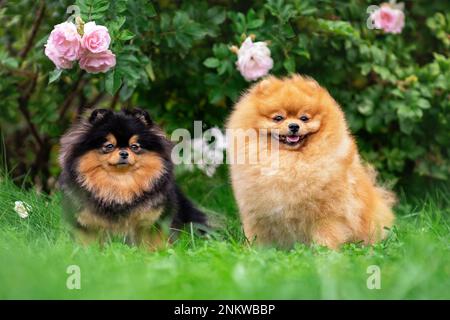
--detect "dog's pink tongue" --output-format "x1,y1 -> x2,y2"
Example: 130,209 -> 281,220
286,135 -> 300,143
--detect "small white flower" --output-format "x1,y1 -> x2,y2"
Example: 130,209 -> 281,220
190,128 -> 227,177
203,163 -> 218,177
209,127 -> 228,150
14,201 -> 31,219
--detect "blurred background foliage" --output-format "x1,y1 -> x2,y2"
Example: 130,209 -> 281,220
0,0 -> 449,192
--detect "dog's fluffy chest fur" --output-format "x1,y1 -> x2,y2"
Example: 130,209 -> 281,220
77,206 -> 163,234
230,131 -> 356,204
232,150 -> 347,209
230,147 -> 368,248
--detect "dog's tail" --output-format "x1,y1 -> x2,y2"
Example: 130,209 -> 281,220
364,163 -> 397,208
170,185 -> 208,232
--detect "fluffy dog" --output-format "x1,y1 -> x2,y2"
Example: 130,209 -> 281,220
227,75 -> 395,249
58,108 -> 206,248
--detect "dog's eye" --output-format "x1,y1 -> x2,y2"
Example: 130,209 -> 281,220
130,144 -> 141,152
273,115 -> 284,122
300,115 -> 309,122
102,144 -> 114,153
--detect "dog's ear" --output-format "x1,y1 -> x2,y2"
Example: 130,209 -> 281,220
89,109 -> 112,124
252,75 -> 279,95
130,108 -> 153,126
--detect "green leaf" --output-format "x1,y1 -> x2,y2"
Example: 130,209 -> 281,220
146,2 -> 157,17
113,0 -> 127,13
1,57 -> 18,68
417,98 -> 431,109
247,19 -> 264,29
48,69 -> 63,84
160,13 -> 171,31
399,118 -> 414,134
373,65 -> 393,82
93,1 -> 109,13
357,99 -> 374,115
145,61 -> 155,81
283,56 -> 296,73
173,11 -> 190,28
281,23 -> 295,38
118,54 -> 140,64
208,87 -> 225,104
118,30 -> 135,41
213,44 -> 230,59
217,61 -> 230,75
203,58 -> 220,68
207,7 -> 226,25
292,48 -> 310,60
105,70 -> 122,95
315,19 -> 357,37
109,16 -> 126,32
119,83 -> 135,100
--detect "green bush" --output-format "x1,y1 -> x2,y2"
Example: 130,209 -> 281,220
0,0 -> 449,190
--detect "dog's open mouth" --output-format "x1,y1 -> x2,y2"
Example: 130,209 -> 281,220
273,133 -> 308,146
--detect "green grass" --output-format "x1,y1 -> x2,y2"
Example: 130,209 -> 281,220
0,166 -> 449,299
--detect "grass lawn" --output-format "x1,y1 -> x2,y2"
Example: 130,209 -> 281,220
0,166 -> 448,299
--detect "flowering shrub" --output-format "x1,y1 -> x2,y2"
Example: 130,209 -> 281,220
0,0 -> 449,189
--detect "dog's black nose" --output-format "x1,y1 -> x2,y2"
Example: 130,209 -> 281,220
119,150 -> 129,159
288,123 -> 300,133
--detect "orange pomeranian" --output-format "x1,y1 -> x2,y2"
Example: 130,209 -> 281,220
226,75 -> 395,249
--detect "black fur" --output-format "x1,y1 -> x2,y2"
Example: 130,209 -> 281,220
58,108 -> 207,235
170,185 -> 207,231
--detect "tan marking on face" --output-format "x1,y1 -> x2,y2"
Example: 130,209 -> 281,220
77,149 -> 165,204
129,135 -> 139,145
105,134 -> 117,146
99,133 -> 140,168
105,150 -> 137,167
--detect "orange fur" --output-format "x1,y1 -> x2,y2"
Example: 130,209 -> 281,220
227,75 -> 395,249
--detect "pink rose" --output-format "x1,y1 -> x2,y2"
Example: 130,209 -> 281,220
44,22 -> 81,69
236,37 -> 273,82
371,4 -> 405,34
79,50 -> 116,73
82,21 -> 111,53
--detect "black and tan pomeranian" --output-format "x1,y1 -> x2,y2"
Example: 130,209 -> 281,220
58,108 -> 206,248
